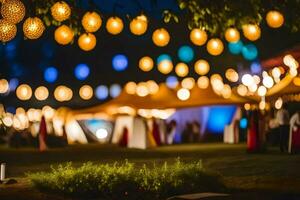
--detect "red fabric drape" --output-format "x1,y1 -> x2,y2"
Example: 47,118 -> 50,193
152,120 -> 161,145
39,116 -> 48,152
119,127 -> 128,147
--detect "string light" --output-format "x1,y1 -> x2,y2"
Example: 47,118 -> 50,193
194,59 -> 210,75
130,15 -> 148,36
225,28 -> 240,43
207,38 -> 224,56
1,0 -> 25,24
78,33 -> 97,51
51,1 -> 71,22
82,11 -> 102,33
190,28 -> 207,46
16,84 -> 32,100
152,28 -> 170,47
106,16 -> 123,35
23,17 -> 45,40
0,19 -> 17,42
34,86 -> 49,101
54,25 -> 74,45
266,11 -> 284,28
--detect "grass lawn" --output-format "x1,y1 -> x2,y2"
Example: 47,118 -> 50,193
0,143 -> 300,199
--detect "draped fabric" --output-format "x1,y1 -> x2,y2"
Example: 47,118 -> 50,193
119,127 -> 128,147
39,116 -> 48,152
247,112 -> 259,152
152,120 -> 161,145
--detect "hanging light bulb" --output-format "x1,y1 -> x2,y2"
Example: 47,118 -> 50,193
1,0 -> 25,24
194,59 -> 210,75
0,19 -> 17,42
23,17 -> 45,39
225,28 -> 240,43
225,68 -> 239,82
79,85 -> 93,100
175,63 -> 189,77
266,10 -> 284,28
130,15 -> 148,36
82,11 -> 102,33
206,38 -> 224,56
197,76 -> 209,89
125,82 -> 137,95
0,79 -> 9,94
139,56 -> 154,72
152,28 -> 170,47
54,25 -> 74,45
78,33 -> 97,51
34,86 -> 49,101
242,24 -> 261,41
257,86 -> 267,97
190,28 -> 207,46
16,84 -> 32,100
177,88 -> 190,101
106,16 -> 123,35
158,60 -> 173,74
181,77 -> 195,89
51,1 -> 71,22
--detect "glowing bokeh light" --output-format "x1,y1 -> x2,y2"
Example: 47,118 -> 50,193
110,84 -> 121,98
44,67 -> 58,83
95,85 -> 108,100
112,54 -> 128,71
242,44 -> 258,61
228,40 -> 243,55
177,45 -> 194,63
74,63 -> 90,80
166,76 -> 178,89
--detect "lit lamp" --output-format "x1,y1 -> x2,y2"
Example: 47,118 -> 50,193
125,82 -> 137,95
242,24 -> 261,41
51,1 -> 71,22
266,11 -> 284,28
82,11 -> 102,33
206,38 -> 224,56
197,76 -> 209,89
237,84 -> 248,96
34,86 -> 49,101
54,85 -> 72,102
1,0 -> 25,24
139,56 -> 154,72
0,19 -> 17,42
106,16 -> 123,35
23,17 -> 45,39
146,80 -> 159,94
175,63 -> 189,77
79,85 -> 93,100
54,25 -> 74,45
152,28 -> 170,47
16,84 -> 32,100
0,79 -> 9,94
190,28 -> 207,46
130,15 -> 148,36
194,59 -> 210,75
221,84 -> 232,99
177,88 -> 190,101
78,33 -> 97,51
257,85 -> 267,97
225,68 -> 239,82
158,60 -> 173,74
181,77 -> 195,90
225,28 -> 240,43
136,82 -> 149,97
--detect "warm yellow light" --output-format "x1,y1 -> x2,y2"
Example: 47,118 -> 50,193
152,28 -> 170,47
242,74 -> 254,86
136,82 -> 149,97
197,76 -> 209,89
194,59 -> 210,75
139,56 -> 154,72
1,0 -> 25,24
175,62 -> 189,77
3,113 -> 13,127
210,73 -> 223,82
125,82 -> 137,95
293,77 -> 300,86
266,11 -> 284,28
42,106 -> 55,121
237,84 -> 248,96
177,88 -> 190,101
130,15 -> 148,36
146,80 -> 159,95
82,11 -> 102,33
54,85 -> 73,102
0,79 -> 9,94
23,17 -> 45,40
225,28 -> 240,43
259,100 -> 266,110
0,19 -> 17,42
34,86 -> 49,101
248,84 -> 258,93
211,79 -> 224,94
181,77 -> 195,89
206,38 -> 224,56
78,33 -> 97,51
16,84 -> 32,100
51,1 -> 71,22
79,85 -> 93,100
158,60 -> 173,74
253,75 -> 261,85
54,25 -> 74,45
225,68 -> 239,82
272,67 -> 281,78
262,76 -> 274,88
106,16 -> 124,35
244,103 -> 251,111
16,107 -> 25,114
257,86 -> 267,97
221,84 -> 232,99
190,28 -> 207,46
242,24 -> 261,41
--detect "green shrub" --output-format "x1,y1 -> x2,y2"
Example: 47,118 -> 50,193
28,159 -> 225,199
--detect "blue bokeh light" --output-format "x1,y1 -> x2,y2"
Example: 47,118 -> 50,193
240,118 -> 248,129
5,41 -> 17,60
9,78 -> 19,92
228,40 -> 243,55
242,44 -> 258,61
207,106 -> 237,133
110,84 -> 121,98
95,85 -> 109,100
74,64 -> 90,80
112,54 -> 128,71
166,76 -> 178,89
157,54 -> 172,64
250,61 -> 262,74
44,67 -> 58,83
177,45 -> 194,63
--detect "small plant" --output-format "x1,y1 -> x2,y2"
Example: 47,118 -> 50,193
28,159 -> 225,200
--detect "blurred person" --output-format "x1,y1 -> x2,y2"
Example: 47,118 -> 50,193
276,104 -> 290,152
289,111 -> 300,154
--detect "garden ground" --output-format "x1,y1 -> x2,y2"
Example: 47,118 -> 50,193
0,143 -> 300,199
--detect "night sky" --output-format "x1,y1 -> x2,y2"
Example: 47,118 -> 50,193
0,0 -> 300,110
